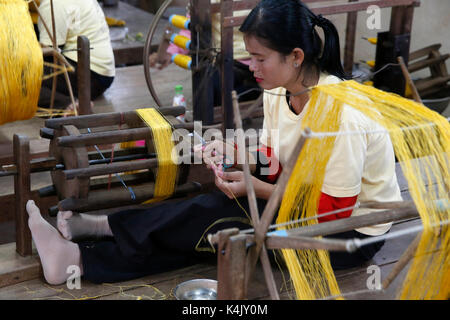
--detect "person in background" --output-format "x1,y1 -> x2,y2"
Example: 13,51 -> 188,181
149,0 -> 259,106
37,0 -> 115,113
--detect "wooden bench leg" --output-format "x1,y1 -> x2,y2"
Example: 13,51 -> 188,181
14,134 -> 32,256
217,228 -> 248,300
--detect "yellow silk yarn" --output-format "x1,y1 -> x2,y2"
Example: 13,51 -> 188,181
277,80 -> 449,300
136,108 -> 178,204
0,0 -> 43,125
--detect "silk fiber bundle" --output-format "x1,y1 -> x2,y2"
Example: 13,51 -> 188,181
277,80 -> 449,300
0,0 -> 43,125
136,108 -> 178,204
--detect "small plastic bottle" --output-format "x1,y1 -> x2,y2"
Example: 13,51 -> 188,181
172,84 -> 186,122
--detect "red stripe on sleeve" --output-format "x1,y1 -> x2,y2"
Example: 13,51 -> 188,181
317,192 -> 358,223
257,146 -> 282,184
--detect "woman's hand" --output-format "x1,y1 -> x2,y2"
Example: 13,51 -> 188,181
214,170 -> 248,199
194,139 -> 237,170
214,168 -> 276,200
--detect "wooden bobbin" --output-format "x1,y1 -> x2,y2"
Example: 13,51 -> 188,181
46,113 -> 193,214
49,124 -> 89,200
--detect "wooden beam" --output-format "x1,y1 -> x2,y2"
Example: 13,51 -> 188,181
77,36 -> 92,115
55,181 -> 202,214
266,235 -> 349,251
221,0 -> 235,132
13,135 -> 32,256
55,121 -> 192,148
223,0 -> 419,27
191,0 -> 214,125
44,107 -> 186,130
211,0 -> 258,13
217,229 -> 247,300
343,0 -> 358,74
398,56 -> 422,103
269,204 -> 419,239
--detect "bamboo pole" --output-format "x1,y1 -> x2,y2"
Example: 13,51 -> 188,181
271,204 -> 419,238
266,235 -> 349,251
382,232 -> 421,289
397,56 -> 422,104
209,202 -> 420,247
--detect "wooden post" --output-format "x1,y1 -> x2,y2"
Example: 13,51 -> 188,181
191,0 -> 214,125
14,135 -> 32,256
217,229 -> 247,300
221,0 -> 235,133
77,36 -> 92,115
343,0 -> 358,74
397,56 -> 422,103
49,0 -> 58,111
374,2 -> 417,95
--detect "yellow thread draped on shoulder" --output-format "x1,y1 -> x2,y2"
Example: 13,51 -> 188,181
0,0 -> 43,124
277,80 -> 449,300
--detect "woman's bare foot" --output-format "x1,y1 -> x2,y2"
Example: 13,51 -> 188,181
26,200 -> 83,285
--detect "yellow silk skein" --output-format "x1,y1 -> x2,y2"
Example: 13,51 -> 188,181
277,80 -> 449,300
136,108 -> 178,204
0,0 -> 43,125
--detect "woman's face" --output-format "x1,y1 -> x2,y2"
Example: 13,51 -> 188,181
244,35 -> 299,90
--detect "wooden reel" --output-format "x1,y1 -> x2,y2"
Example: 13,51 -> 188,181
49,125 -> 89,200
41,107 -> 202,216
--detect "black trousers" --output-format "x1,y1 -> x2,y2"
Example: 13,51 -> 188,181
78,192 -> 385,284
39,56 -> 114,107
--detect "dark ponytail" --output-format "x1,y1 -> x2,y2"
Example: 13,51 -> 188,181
239,0 -> 350,80
313,14 -> 350,80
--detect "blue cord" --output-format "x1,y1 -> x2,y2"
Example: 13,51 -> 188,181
87,128 -> 136,200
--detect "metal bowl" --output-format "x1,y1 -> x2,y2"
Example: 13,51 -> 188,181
174,279 -> 218,300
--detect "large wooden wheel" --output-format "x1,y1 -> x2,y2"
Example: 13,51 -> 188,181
144,0 -> 183,107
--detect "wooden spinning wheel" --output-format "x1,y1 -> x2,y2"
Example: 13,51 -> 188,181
40,108 -> 199,215
143,0 -> 190,108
